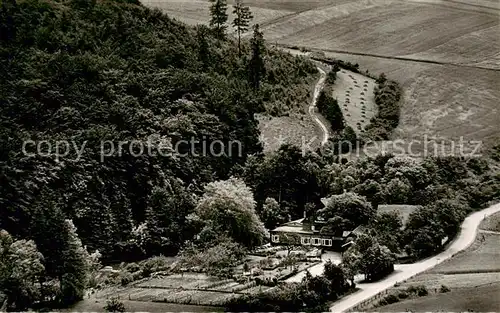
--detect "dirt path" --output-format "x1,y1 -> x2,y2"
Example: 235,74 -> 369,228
309,67 -> 329,145
329,202 -> 500,312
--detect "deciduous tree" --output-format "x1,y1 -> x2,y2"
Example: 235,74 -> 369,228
232,0 -> 253,56
318,192 -> 375,227
261,197 -> 288,229
0,230 -> 45,310
193,178 -> 266,248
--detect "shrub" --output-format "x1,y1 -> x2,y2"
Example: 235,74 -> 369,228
397,291 -> 409,299
440,285 -> 451,293
326,65 -> 340,85
140,256 -> 174,277
407,285 -> 428,297
364,79 -> 401,140
124,262 -> 140,273
417,286 -> 428,297
104,298 -> 125,312
383,294 -> 400,304
177,237 -> 246,277
256,276 -> 278,287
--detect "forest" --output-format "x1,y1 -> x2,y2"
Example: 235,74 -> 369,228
0,0 -> 318,308
1,0 -> 500,311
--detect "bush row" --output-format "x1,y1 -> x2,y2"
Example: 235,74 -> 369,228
364,75 -> 402,140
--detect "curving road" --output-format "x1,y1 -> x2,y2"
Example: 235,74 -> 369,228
309,67 -> 329,146
329,202 -> 500,312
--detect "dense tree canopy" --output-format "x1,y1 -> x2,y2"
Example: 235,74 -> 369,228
0,0 -> 321,308
318,192 -> 375,227
342,234 -> 395,282
243,145 -> 325,220
0,0 -> 317,265
0,230 -> 45,311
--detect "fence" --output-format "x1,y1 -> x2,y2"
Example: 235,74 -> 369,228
347,289 -> 389,312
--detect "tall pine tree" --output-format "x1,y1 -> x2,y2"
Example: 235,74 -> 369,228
209,0 -> 228,40
28,196 -> 90,305
232,0 -> 253,56
249,24 -> 266,89
59,220 -> 90,305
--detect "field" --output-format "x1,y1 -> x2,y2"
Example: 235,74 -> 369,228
140,0 -> 293,28
268,1 -> 499,62
371,212 -> 500,312
145,0 -> 500,153
265,0 -> 500,151
321,50 -> 500,153
332,69 -> 377,134
378,282 -> 500,312
479,209 -> 500,232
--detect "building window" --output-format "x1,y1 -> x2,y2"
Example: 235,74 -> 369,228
323,239 -> 332,246
301,237 -> 310,245
312,238 -> 321,246
271,234 -> 279,243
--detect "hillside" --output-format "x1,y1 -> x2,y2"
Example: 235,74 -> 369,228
1,0 -> 500,311
0,0 -> 318,266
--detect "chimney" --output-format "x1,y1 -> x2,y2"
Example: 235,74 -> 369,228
303,210 -> 307,219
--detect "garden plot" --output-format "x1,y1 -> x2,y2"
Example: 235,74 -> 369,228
331,69 -> 377,134
136,274 -> 246,292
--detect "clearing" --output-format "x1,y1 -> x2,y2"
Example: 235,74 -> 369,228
256,66 -> 326,153
256,113 -> 322,153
